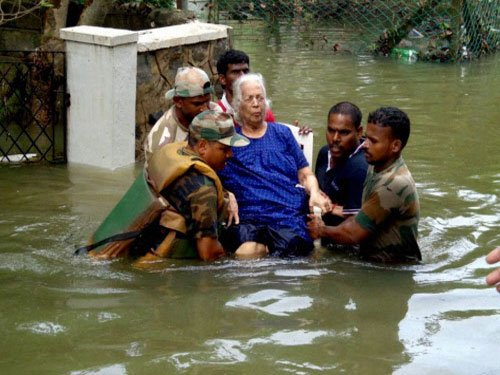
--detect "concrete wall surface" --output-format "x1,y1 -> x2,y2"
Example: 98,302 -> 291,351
61,26 -> 138,169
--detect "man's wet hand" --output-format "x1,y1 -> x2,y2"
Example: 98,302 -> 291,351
307,214 -> 324,240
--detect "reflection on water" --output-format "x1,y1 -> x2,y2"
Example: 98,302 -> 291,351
169,329 -> 334,370
17,321 -> 66,335
226,289 -> 313,316
396,289 -> 499,374
1,25 -> 499,374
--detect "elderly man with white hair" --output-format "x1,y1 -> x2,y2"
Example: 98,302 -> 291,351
219,73 -> 331,258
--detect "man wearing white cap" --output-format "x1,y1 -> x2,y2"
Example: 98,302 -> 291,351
144,67 -> 221,162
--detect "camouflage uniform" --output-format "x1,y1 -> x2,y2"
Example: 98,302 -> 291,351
144,110 -> 249,259
143,102 -> 221,163
355,156 -> 421,262
143,66 -> 222,163
160,148 -> 223,240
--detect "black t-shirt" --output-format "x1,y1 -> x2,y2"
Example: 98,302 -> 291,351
315,144 -> 368,226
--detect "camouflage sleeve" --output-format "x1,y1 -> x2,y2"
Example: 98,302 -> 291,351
187,183 -> 219,239
144,109 -> 175,163
355,178 -> 406,232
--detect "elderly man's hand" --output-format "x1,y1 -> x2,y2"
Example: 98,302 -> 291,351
309,190 -> 332,215
226,191 -> 239,227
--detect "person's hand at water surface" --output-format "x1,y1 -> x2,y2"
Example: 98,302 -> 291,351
486,247 -> 500,292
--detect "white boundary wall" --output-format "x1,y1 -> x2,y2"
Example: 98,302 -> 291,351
61,22 -> 230,170
61,26 -> 138,170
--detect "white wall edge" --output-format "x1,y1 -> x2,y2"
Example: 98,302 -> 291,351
137,22 -> 231,52
60,25 -> 138,47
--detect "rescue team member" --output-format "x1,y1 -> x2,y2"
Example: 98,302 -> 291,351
315,101 -> 368,229
216,49 -> 276,122
93,111 -> 249,262
308,107 -> 421,263
144,67 -> 222,163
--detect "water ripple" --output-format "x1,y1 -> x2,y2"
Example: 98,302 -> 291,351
168,329 -> 336,370
396,289 -> 500,374
70,364 -> 127,375
226,289 -> 313,316
17,321 -> 66,335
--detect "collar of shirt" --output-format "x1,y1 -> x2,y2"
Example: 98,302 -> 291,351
221,93 -> 235,116
327,141 -> 365,172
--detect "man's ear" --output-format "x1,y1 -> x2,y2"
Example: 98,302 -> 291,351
173,97 -> 183,108
356,126 -> 363,138
391,138 -> 402,154
196,139 -> 208,157
218,74 -> 227,88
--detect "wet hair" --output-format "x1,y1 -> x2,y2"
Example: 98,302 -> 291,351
232,73 -> 268,122
216,49 -> 250,75
328,101 -> 362,128
367,107 -> 411,148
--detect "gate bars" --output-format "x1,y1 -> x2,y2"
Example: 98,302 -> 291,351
0,50 -> 67,163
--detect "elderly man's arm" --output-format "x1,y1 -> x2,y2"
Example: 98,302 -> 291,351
298,166 -> 331,213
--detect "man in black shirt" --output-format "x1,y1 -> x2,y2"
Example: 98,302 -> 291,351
315,101 -> 368,227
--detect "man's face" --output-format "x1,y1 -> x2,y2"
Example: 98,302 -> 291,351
326,113 -> 362,162
176,94 -> 211,123
239,82 -> 266,126
203,141 -> 233,171
219,63 -> 249,94
362,122 -> 399,170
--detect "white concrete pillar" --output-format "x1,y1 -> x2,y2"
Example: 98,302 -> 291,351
60,26 -> 138,170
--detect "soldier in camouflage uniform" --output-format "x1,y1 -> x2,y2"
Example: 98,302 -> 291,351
143,110 -> 249,261
144,67 -> 222,163
308,107 -> 421,263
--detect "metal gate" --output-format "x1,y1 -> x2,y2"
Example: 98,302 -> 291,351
0,50 -> 67,163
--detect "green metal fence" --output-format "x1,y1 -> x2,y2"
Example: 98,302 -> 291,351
208,0 -> 499,61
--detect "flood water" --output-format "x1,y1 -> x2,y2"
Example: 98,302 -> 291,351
1,25 -> 499,374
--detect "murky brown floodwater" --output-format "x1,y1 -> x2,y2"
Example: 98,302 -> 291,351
1,24 -> 499,374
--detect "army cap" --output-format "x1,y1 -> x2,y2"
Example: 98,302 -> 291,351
190,110 -> 250,147
165,67 -> 214,100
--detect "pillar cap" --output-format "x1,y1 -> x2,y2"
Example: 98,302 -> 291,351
60,26 -> 138,47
